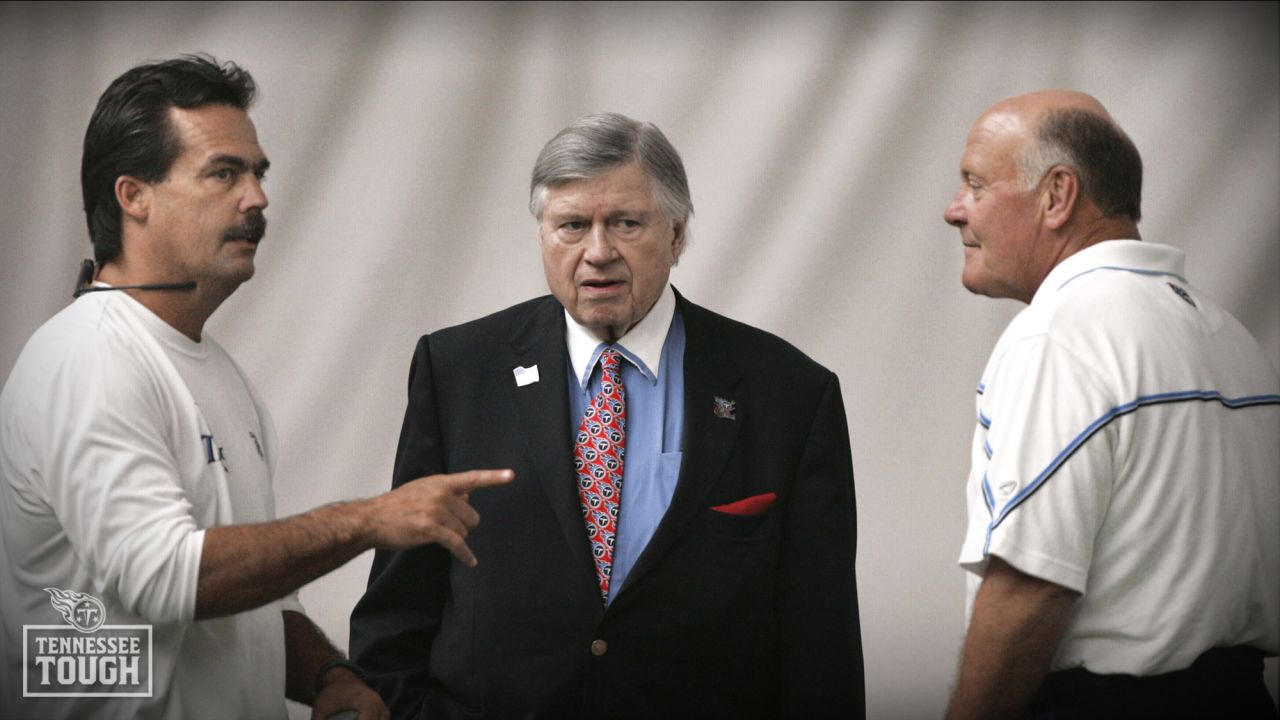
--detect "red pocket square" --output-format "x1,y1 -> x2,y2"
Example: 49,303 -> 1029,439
710,492 -> 776,516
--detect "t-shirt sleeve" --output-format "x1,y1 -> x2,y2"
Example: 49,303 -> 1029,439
32,333 -> 205,624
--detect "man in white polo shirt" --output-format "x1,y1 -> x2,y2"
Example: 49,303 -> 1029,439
941,89 -> 1279,719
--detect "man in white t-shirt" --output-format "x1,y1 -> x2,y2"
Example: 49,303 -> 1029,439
941,90 -> 1279,719
0,55 -> 511,720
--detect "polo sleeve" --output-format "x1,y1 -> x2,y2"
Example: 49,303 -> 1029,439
964,333 -> 1120,594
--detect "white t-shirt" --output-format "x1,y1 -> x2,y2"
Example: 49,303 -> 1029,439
0,289 -> 302,719
959,240 -> 1280,676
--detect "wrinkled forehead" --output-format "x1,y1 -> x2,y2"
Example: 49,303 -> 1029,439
962,109 -> 1029,171
542,164 -> 660,212
168,104 -> 266,163
971,107 -> 1031,146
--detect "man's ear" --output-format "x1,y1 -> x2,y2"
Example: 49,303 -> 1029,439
1041,166 -> 1080,230
115,176 -> 151,223
670,220 -> 686,265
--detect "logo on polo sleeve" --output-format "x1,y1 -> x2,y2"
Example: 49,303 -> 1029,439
22,588 -> 152,697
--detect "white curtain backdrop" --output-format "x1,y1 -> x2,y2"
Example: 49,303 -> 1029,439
2,2 -> 1276,717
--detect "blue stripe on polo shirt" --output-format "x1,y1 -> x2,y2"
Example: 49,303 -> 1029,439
981,390 -> 1280,555
1057,265 -> 1188,291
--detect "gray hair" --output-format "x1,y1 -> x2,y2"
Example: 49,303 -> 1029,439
1017,108 -> 1143,221
529,112 -> 693,236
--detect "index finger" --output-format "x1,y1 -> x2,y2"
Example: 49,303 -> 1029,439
443,469 -> 515,491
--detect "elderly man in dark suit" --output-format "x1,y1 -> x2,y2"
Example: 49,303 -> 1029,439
350,112 -> 864,719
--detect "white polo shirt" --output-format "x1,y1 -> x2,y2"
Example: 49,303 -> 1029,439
959,240 -> 1280,676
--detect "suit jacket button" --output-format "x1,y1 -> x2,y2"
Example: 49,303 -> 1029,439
590,639 -> 608,657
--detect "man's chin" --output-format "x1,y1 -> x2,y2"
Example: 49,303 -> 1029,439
228,257 -> 256,280
960,262 -> 998,297
961,274 -> 1027,303
961,277 -> 1002,299
960,276 -> 983,296
207,260 -> 256,290
571,310 -> 629,343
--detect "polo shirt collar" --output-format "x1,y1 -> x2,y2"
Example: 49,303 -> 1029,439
1033,239 -> 1186,305
565,283 -> 675,388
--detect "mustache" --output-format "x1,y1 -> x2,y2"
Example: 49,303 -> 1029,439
222,211 -> 267,243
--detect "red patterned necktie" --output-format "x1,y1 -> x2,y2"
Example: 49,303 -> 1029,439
574,348 -> 626,603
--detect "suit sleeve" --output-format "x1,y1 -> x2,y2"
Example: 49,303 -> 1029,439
350,336 -> 451,719
778,372 -> 865,718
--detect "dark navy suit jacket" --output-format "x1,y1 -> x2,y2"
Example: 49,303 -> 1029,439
350,291 -> 864,719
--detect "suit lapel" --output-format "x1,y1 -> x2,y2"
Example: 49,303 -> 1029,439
618,294 -> 743,596
506,299 -> 596,582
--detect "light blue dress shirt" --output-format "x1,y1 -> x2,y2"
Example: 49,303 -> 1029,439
565,285 -> 686,604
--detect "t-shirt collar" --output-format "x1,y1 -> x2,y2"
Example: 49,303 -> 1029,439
89,282 -> 209,358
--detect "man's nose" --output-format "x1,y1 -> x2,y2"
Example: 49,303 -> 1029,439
944,189 -> 966,227
241,176 -> 269,212
583,224 -> 618,263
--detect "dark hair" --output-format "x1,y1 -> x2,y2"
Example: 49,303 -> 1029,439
1024,108 -> 1143,222
81,54 -> 256,264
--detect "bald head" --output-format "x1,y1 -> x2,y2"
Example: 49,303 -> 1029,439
982,90 -> 1143,221
943,90 -> 1144,303
985,90 -> 1112,126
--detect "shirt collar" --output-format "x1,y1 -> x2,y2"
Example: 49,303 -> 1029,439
89,281 -> 209,358
565,283 -> 676,388
1032,239 -> 1186,305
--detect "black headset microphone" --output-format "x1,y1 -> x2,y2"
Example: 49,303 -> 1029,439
72,259 -> 197,299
